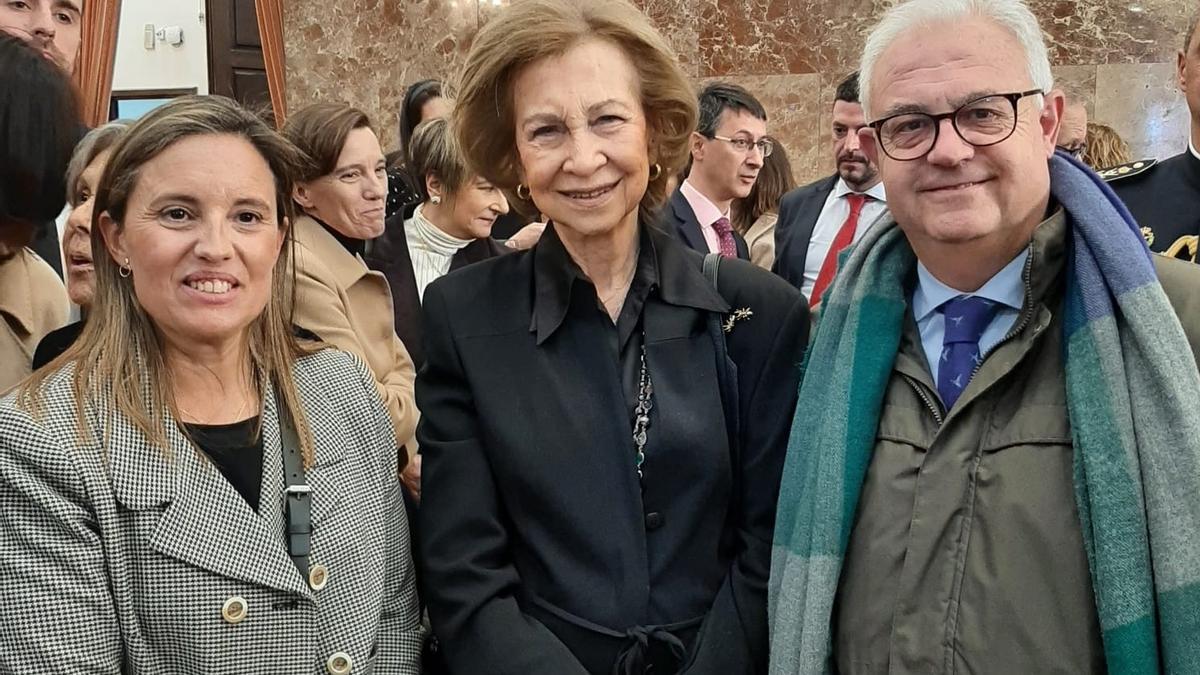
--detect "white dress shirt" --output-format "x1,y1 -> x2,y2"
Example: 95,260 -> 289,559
404,204 -> 473,302
680,179 -> 728,254
801,179 -> 888,300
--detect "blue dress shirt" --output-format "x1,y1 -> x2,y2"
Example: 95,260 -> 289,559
912,249 -> 1028,386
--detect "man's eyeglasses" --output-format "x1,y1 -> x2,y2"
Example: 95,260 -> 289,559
1056,142 -> 1087,159
867,89 -> 1044,161
710,134 -> 774,158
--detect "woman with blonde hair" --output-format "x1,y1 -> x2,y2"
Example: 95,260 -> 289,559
416,1 -> 810,672
1081,121 -> 1132,170
0,95 -> 422,672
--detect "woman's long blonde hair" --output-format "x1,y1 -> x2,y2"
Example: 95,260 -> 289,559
17,96 -> 320,465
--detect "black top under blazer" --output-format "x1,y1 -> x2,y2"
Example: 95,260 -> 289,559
662,188 -> 751,260
771,174 -> 839,290
364,211 -> 508,370
416,222 -> 809,674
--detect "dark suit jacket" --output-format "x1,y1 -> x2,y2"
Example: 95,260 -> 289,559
416,223 -> 809,674
364,211 -> 508,370
662,188 -> 750,260
771,174 -> 839,290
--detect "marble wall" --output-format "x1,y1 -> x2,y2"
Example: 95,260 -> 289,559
283,0 -> 1194,185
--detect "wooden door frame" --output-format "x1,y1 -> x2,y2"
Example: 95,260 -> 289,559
205,0 -> 263,98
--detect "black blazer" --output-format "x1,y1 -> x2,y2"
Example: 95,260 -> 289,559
771,174 -> 839,290
662,188 -> 750,260
364,211 -> 507,370
416,224 -> 808,674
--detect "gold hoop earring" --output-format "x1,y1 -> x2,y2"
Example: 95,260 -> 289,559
119,257 -> 132,278
648,163 -> 662,181
516,183 -> 531,201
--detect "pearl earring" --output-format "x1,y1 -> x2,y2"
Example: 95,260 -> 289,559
430,195 -> 441,205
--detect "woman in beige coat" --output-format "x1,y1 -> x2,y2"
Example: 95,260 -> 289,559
283,104 -> 419,484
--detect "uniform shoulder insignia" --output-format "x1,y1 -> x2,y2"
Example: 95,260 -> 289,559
1098,158 -> 1158,182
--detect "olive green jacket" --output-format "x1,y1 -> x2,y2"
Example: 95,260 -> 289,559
832,213 -> 1200,674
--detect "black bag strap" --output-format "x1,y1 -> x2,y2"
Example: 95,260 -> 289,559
701,254 -> 742,518
276,388 -> 312,578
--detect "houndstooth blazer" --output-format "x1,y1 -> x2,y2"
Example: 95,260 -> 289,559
0,349 -> 423,674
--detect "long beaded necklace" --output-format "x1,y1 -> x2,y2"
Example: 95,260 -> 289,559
632,342 -> 653,480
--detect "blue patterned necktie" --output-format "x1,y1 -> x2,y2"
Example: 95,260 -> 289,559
937,295 -> 1001,410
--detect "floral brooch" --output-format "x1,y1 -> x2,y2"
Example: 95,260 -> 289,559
722,307 -> 754,333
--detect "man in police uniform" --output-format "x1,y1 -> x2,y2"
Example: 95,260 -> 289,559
1107,8 -> 1200,262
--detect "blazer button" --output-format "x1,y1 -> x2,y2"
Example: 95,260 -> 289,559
309,563 -> 329,591
221,596 -> 247,625
326,651 -> 353,675
645,511 -> 664,531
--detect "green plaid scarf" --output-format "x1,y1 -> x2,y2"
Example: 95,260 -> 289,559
768,153 -> 1200,674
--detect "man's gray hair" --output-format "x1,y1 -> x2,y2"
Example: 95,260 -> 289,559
858,0 -> 1054,118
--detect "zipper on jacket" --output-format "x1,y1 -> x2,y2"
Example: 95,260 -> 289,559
902,373 -> 944,426
969,248 -> 1037,381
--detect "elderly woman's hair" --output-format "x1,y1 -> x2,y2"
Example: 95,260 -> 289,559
0,33 -> 80,233
408,116 -> 468,201
454,0 -> 697,216
1081,122 -> 1132,170
733,137 -> 795,235
858,0 -> 1053,117
19,95 -> 321,466
398,79 -> 443,162
282,102 -> 373,182
65,120 -> 132,207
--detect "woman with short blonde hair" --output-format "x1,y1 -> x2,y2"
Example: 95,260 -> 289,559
2,95 -> 422,672
417,1 -> 810,673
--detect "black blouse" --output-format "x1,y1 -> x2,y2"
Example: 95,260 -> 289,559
532,224 -> 659,428
182,417 -> 264,512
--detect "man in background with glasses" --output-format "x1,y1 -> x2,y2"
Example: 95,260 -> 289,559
773,72 -> 888,305
769,0 -> 1200,673
663,82 -> 766,260
1056,98 -> 1089,159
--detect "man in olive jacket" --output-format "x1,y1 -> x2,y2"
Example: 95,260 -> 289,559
768,1 -> 1200,674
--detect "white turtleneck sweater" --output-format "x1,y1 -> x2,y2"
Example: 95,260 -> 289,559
404,203 -> 475,302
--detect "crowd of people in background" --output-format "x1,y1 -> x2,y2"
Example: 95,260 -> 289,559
1,0 -> 1199,672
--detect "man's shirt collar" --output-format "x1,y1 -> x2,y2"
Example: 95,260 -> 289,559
833,178 -> 887,202
912,248 -> 1028,323
680,179 -> 728,228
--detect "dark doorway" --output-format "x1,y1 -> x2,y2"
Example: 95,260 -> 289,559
206,0 -> 270,108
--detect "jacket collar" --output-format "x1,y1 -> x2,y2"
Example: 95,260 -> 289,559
896,207 -> 1068,385
667,189 -> 709,252
109,372 -> 351,596
292,216 -> 371,291
531,222 -> 728,345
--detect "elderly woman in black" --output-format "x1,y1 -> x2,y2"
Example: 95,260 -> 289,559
415,1 -> 809,673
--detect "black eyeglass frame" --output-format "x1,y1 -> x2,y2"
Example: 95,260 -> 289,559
867,88 -> 1045,161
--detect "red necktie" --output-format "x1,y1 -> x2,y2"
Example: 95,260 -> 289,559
810,194 -> 868,307
712,216 -> 738,259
